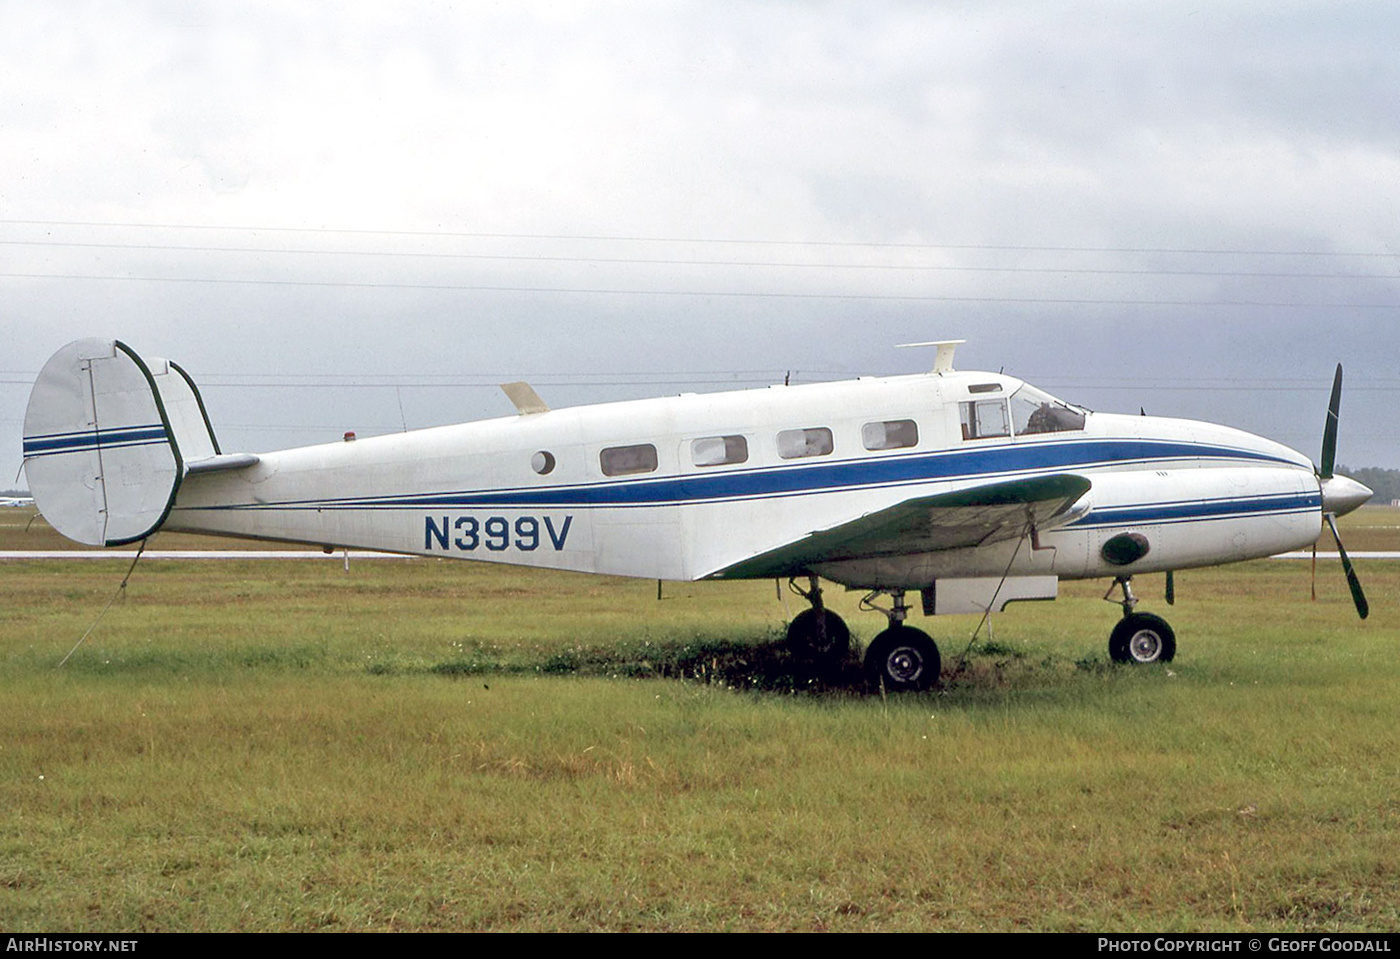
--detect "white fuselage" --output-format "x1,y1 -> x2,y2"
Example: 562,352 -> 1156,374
163,370 -> 1324,591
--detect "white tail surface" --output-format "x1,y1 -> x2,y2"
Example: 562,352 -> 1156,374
21,339 -> 214,546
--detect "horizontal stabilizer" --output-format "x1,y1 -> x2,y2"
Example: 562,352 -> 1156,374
185,453 -> 261,474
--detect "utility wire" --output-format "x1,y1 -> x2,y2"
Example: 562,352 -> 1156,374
3,239 -> 1396,279
1,272 -> 1395,308
3,218 -> 1398,258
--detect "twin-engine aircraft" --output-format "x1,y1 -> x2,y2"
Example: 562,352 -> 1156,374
22,338 -> 1371,691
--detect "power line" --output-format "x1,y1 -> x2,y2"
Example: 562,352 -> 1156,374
9,368 -> 1400,383
6,374 -> 1400,393
3,218 -> 1397,258
3,239 -> 1397,280
2,272 -> 1396,308
0,370 -> 809,381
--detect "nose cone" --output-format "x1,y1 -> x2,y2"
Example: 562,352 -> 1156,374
1321,474 -> 1373,517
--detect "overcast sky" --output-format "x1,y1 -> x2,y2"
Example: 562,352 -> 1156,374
4,0 -> 1398,489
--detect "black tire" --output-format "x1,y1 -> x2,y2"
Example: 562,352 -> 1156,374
786,608 -> 851,660
864,625 -> 941,692
1109,612 -> 1176,664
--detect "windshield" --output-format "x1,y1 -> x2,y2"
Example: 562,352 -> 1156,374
1010,384 -> 1086,435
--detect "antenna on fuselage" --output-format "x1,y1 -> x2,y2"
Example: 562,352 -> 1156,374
896,339 -> 966,374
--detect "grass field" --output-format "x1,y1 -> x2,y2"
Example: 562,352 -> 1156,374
2,507 -> 1398,931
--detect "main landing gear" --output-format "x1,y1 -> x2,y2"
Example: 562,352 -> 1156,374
786,578 -> 942,692
785,576 -> 851,661
861,590 -> 941,692
1104,576 -> 1176,664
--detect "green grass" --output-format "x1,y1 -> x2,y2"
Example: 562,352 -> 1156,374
2,514 -> 1399,930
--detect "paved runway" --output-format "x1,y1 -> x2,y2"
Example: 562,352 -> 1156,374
4,550 -> 1400,561
0,550 -> 412,560
1273,552 -> 1400,560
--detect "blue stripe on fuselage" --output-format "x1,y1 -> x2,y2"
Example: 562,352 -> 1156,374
1068,490 -> 1321,529
187,437 -> 1308,513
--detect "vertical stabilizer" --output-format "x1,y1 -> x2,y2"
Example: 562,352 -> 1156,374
152,358 -> 220,461
22,339 -> 182,545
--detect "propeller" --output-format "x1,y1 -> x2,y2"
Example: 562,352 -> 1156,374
1314,364 -> 1371,619
1325,513 -> 1369,620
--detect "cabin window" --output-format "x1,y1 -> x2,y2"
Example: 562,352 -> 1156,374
531,451 -> 556,475
600,443 -> 658,476
862,419 -> 919,451
960,400 -> 1010,440
777,427 -> 834,459
1010,385 -> 1086,435
692,435 -> 748,467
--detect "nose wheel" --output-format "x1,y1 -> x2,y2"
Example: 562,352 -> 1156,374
1105,577 -> 1176,664
1109,612 -> 1176,664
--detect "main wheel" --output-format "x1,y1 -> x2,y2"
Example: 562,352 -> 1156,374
786,608 -> 851,660
864,625 -> 941,692
1108,612 -> 1176,664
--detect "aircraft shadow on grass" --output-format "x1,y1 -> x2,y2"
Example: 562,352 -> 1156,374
422,630 -> 1062,695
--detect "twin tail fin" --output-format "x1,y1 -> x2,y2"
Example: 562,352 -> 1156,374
22,339 -> 255,546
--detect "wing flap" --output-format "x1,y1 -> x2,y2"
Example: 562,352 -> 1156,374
709,473 -> 1092,580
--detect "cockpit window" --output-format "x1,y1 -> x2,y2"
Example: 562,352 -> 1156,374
1010,385 -> 1086,435
960,399 -> 1010,440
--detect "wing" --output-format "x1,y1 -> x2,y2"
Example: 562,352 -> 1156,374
708,473 -> 1092,580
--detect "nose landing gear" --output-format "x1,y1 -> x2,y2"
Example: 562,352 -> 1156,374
1105,576 -> 1176,664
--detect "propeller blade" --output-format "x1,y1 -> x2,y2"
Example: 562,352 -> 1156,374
1165,570 -> 1175,605
1325,513 -> 1369,620
1320,364 -> 1342,480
